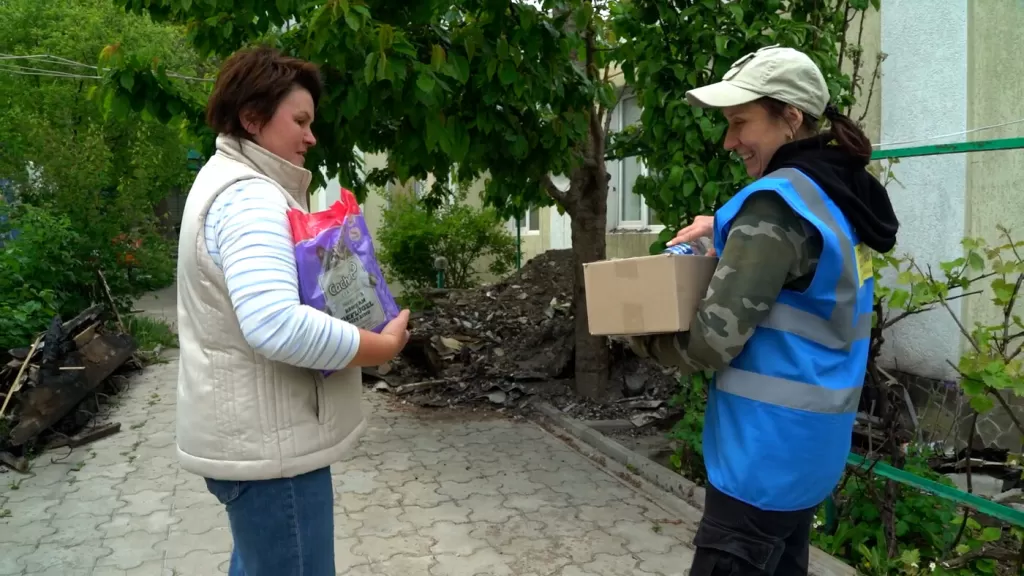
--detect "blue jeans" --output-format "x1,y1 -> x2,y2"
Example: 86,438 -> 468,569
205,466 -> 335,576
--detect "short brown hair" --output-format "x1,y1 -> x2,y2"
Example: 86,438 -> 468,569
206,45 -> 323,138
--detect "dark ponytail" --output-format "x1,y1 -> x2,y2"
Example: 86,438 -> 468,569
759,98 -> 874,164
822,103 -> 872,163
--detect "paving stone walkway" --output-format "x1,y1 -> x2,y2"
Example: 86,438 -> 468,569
0,349 -> 701,575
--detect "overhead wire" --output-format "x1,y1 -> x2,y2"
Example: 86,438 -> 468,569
0,53 -> 213,82
872,118 -> 1024,150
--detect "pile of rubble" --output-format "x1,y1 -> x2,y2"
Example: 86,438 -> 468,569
0,304 -> 137,471
367,249 -> 681,423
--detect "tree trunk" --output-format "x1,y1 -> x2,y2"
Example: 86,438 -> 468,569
570,165 -> 612,400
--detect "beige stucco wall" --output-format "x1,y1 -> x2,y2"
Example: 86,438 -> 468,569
845,8 -> 882,145
607,231 -> 660,258
962,2 -> 1024,336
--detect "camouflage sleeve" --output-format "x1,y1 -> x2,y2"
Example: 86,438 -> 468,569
630,191 -> 821,375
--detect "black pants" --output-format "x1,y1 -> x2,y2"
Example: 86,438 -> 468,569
689,484 -> 817,576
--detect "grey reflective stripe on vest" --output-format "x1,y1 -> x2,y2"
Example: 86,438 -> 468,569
716,369 -> 861,414
757,168 -> 864,350
762,305 -> 873,349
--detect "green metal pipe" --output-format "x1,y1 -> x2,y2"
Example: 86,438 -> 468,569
515,214 -> 522,270
846,453 -> 1024,527
872,137 -> 1024,161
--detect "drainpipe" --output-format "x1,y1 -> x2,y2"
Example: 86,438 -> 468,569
514,215 -> 522,270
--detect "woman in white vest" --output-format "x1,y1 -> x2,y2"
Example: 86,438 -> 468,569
175,46 -> 411,576
632,46 -> 899,575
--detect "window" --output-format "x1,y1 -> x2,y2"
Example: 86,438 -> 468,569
611,96 -> 661,230
522,207 -> 541,232
508,206 -> 541,234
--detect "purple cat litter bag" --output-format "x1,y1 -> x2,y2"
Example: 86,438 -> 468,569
288,188 -> 400,375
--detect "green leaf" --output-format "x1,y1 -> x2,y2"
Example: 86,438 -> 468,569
345,11 -> 360,31
573,3 -> 592,31
416,72 -> 436,95
939,257 -> 965,274
682,174 -> 697,197
659,184 -> 675,206
715,36 -> 729,56
424,113 -> 443,152
376,52 -> 388,81
888,290 -> 909,310
969,394 -> 995,414
991,278 -> 1015,304
968,251 -> 985,271
667,166 -> 684,187
981,526 -> 1002,542
726,4 -> 744,23
431,44 -> 446,70
497,36 -> 509,59
119,73 -> 134,92
364,52 -> 378,83
498,61 -> 517,85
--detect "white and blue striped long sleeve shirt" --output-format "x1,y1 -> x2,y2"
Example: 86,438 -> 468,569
204,180 -> 361,371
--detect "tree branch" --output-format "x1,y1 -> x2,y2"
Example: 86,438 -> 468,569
990,388 -> 1024,438
582,2 -> 603,167
880,289 -> 983,332
948,360 -> 1024,440
1001,273 -> 1023,355
857,52 -> 883,125
944,412 -> 978,560
941,547 -> 1020,570
596,75 -> 625,146
600,84 -> 627,154
542,173 -> 569,208
913,262 -> 981,353
836,0 -> 851,73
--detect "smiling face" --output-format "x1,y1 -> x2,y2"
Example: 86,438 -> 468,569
722,101 -> 805,178
242,86 -> 317,167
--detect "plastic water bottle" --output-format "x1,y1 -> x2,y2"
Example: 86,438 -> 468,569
662,241 -> 707,256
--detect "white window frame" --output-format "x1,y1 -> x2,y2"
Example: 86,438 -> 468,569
409,165 -> 456,205
507,206 -> 541,236
610,95 -> 663,232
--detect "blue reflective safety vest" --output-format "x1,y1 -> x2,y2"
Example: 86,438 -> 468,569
709,167 -> 874,512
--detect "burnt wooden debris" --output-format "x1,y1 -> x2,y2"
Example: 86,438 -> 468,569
0,304 -> 138,469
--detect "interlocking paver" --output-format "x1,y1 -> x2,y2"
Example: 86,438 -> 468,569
0,290 -> 724,576
18,538 -> 111,574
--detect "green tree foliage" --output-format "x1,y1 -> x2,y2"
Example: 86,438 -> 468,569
376,188 -> 517,292
610,0 -> 880,251
106,0 -> 627,398
0,0 -> 202,345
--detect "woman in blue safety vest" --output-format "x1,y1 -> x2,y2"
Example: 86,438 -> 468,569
633,46 -> 899,575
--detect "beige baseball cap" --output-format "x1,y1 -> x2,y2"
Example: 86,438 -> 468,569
685,45 -> 830,118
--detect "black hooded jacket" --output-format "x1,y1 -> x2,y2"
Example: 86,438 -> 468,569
764,134 -> 899,253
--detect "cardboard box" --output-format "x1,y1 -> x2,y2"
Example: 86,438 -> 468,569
582,254 -> 718,336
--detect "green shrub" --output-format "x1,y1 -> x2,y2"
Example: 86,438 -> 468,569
376,189 -> 516,291
0,204 -> 81,349
667,371 -> 708,484
0,201 -> 176,349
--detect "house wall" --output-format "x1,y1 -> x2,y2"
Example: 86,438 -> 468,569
876,0 -> 969,380
963,2 -> 1024,334
959,1 -> 1024,449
